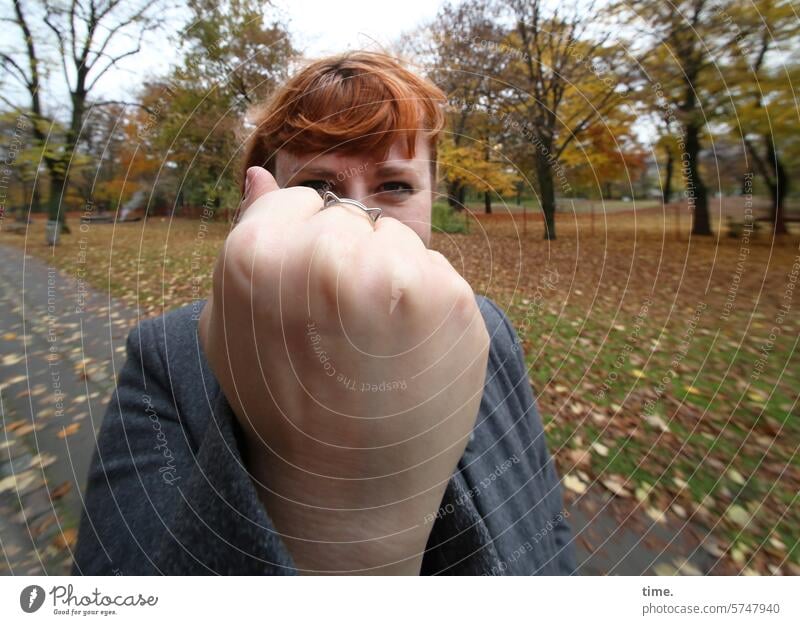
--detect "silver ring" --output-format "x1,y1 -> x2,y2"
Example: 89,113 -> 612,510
322,191 -> 382,223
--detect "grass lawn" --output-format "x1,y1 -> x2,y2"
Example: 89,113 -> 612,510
3,201 -> 798,574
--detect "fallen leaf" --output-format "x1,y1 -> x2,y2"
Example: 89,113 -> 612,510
565,448 -> 591,468
29,453 -> 57,470
57,423 -> 82,438
1,354 -> 24,366
727,469 -> 746,485
653,563 -> 677,576
52,528 -> 78,550
726,505 -> 751,527
15,423 -> 42,436
601,475 -> 630,497
700,537 -> 725,558
563,474 -> 587,494
0,471 -> 38,494
644,414 -> 670,432
4,419 -> 28,432
50,481 -> 72,500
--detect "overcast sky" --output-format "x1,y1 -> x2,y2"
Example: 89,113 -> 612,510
274,0 -> 444,57
84,0 -> 446,100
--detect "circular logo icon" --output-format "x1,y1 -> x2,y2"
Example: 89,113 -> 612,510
20,585 -> 46,613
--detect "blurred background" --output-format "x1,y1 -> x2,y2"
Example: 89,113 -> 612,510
0,0 -> 798,576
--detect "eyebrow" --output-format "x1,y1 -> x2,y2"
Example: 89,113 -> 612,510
287,162 -> 420,185
373,163 -> 419,178
287,166 -> 336,181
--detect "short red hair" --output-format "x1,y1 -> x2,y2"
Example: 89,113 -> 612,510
241,51 -> 446,191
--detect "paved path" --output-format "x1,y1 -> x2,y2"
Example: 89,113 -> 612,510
0,243 -> 139,574
0,242 -> 721,576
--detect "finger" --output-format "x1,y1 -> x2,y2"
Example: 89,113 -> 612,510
372,216 -> 428,255
302,202 -> 376,240
235,167 -> 280,222
239,185 -> 325,229
427,249 -> 456,270
337,217 -> 429,317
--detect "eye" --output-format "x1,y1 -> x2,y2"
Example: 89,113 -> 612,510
297,179 -> 335,195
376,181 -> 415,196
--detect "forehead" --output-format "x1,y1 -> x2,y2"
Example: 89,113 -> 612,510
276,134 -> 431,180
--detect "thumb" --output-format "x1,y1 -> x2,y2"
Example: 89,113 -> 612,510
235,166 -> 280,222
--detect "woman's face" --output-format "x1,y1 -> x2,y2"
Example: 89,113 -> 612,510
274,134 -> 433,246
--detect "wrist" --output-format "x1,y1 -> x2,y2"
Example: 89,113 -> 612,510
242,437 -> 437,575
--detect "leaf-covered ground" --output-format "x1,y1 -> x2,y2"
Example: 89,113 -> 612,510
1,204 -> 797,575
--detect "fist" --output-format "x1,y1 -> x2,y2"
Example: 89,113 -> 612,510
199,167 -> 490,573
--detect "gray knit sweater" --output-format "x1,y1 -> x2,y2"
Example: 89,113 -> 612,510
72,297 -> 575,575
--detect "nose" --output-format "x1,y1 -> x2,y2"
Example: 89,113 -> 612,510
334,178 -> 372,206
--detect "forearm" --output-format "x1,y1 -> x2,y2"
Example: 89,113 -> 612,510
244,437 -> 441,575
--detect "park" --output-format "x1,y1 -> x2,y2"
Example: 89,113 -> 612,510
1,0 -> 798,579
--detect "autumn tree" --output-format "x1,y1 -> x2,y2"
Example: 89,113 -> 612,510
559,103 -> 645,200
425,0 -> 518,210
618,0 -> 762,237
145,0 -> 295,214
496,0 -> 632,239
1,0 -> 164,240
724,0 -> 799,234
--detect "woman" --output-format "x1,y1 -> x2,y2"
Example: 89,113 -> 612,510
73,50 -> 575,575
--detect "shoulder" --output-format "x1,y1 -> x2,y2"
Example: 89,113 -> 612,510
476,295 -> 521,351
123,301 -> 218,439
476,295 -> 524,374
132,301 -> 205,349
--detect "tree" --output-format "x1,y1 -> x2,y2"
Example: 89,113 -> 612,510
1,0 -> 164,239
497,0 -> 632,239
619,0 -> 756,237
559,103 -> 645,200
0,111 -> 45,219
438,133 -> 519,212
427,0 -> 514,210
145,0 -> 295,214
725,0 -> 799,234
656,133 -> 677,204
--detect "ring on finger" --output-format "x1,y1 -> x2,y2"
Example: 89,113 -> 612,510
321,191 -> 382,223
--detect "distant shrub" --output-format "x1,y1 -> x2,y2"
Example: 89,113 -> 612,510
431,202 -> 468,234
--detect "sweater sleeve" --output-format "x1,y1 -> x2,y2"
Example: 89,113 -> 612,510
71,318 -> 296,575
484,298 -> 577,575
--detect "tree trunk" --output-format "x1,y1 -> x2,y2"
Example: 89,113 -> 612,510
48,171 -> 70,232
447,180 -> 464,210
663,147 -> 674,204
535,155 -> 557,240
484,191 -> 492,214
684,122 -> 711,236
765,134 -> 788,235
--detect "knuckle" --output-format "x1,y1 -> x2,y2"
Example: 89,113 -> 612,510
287,185 -> 324,207
450,276 -> 478,319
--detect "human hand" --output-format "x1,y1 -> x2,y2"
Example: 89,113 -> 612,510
199,166 -> 489,574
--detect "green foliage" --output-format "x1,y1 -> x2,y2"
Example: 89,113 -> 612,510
431,201 -> 468,234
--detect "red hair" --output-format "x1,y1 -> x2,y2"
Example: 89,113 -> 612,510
241,51 -> 446,190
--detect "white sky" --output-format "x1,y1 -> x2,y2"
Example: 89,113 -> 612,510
92,0 -> 446,100
274,0 -> 444,57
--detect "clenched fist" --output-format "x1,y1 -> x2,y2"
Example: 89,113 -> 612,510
198,167 -> 490,574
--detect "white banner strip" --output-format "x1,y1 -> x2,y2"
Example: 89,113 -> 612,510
1,576 -> 797,624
